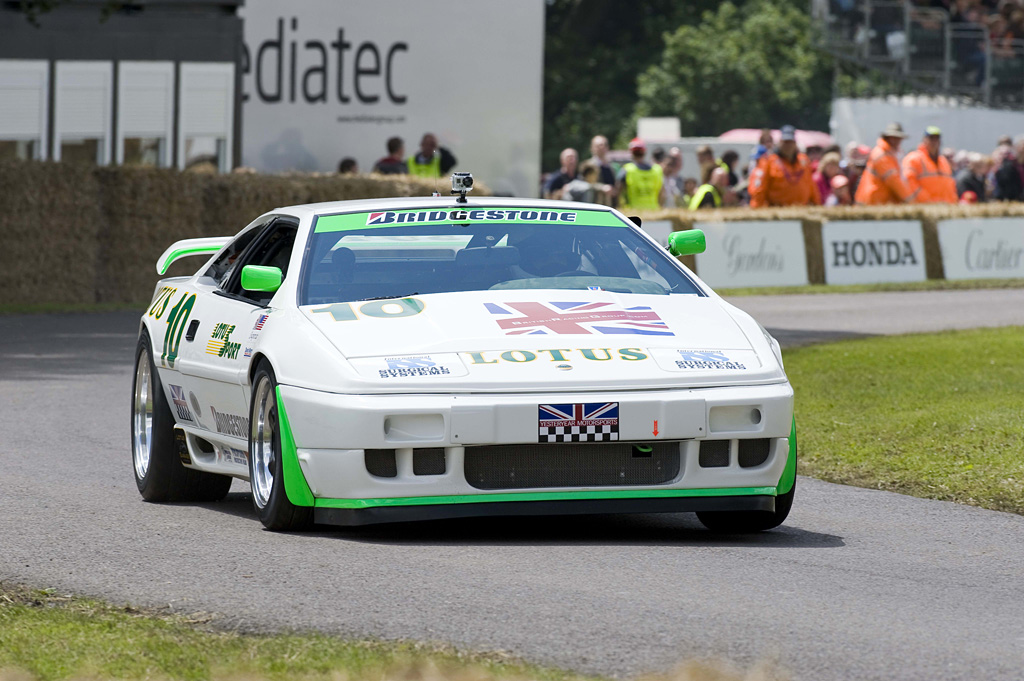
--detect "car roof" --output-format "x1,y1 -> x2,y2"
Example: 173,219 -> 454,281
272,196 -> 619,219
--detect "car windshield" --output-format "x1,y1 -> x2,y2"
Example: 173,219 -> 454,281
299,206 -> 703,305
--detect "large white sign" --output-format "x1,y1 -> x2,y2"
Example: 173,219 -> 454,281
693,221 -> 808,288
240,0 -> 543,197
823,220 -> 926,285
641,220 -> 673,247
938,218 -> 1024,280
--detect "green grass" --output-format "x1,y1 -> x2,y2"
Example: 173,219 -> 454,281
0,587 -> 784,681
719,277 -> 1024,297
0,587 -> 593,681
785,326 -> 1024,514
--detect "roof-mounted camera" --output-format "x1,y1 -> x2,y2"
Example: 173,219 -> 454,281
451,172 -> 474,203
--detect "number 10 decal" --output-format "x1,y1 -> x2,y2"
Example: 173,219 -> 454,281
162,292 -> 196,368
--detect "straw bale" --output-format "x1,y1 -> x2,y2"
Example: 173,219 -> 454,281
0,161 -> 101,305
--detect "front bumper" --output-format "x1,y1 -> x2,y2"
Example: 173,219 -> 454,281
279,383 -> 794,525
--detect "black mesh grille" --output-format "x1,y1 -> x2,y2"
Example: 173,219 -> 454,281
699,440 -> 730,468
464,442 -> 680,490
738,439 -> 771,468
365,449 -> 397,477
413,448 -> 446,475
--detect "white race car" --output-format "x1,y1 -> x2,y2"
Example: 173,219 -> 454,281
131,182 -> 796,532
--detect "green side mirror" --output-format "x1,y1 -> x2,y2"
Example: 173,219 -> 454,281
667,229 -> 706,256
241,265 -> 283,293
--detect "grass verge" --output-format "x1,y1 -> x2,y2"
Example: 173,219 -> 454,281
784,326 -> 1024,514
719,277 -> 1024,297
0,586 -> 785,681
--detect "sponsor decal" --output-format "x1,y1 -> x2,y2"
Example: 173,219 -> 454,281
674,350 -> 747,371
206,323 -> 241,360
465,348 -> 648,364
169,384 -> 193,422
210,407 -> 250,438
217,445 -> 249,466
378,355 -> 452,378
244,347 -> 253,358
538,403 -> 619,443
365,209 -> 579,227
485,302 -> 673,336
249,312 -> 270,341
175,430 -> 191,465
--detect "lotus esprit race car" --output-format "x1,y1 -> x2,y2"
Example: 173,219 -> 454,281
131,184 -> 796,532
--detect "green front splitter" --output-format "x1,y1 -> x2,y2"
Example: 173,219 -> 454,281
311,487 -> 779,526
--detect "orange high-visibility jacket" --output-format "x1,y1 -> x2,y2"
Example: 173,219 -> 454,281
901,144 -> 957,204
855,138 -> 912,205
749,152 -> 821,208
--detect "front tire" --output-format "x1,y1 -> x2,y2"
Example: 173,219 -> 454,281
695,480 -> 795,533
131,332 -> 232,502
249,361 -> 313,531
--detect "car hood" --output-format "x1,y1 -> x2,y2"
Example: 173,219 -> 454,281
299,290 -> 785,392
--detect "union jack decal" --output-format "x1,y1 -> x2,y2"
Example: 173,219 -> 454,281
485,301 -> 673,336
538,402 -> 619,442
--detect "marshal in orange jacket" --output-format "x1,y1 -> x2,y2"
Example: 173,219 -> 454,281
749,152 -> 821,208
855,137 -> 912,205
901,143 -> 957,204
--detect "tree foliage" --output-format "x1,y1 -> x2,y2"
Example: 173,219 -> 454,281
633,1 -> 833,136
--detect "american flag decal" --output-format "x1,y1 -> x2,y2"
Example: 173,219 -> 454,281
253,314 -> 269,331
485,301 -> 673,336
538,403 -> 619,442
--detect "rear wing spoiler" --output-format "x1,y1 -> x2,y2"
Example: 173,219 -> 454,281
156,237 -> 232,275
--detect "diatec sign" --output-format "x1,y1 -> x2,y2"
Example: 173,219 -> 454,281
823,220 -> 926,285
693,221 -> 808,288
239,0 -> 544,197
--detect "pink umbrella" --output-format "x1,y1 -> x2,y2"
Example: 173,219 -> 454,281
719,128 -> 834,149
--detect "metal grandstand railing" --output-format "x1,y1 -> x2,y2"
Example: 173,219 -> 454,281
812,0 -> 1024,108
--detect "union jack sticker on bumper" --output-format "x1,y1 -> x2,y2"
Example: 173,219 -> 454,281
538,403 -> 619,442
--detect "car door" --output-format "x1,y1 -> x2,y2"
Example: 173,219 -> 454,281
176,216 -> 299,443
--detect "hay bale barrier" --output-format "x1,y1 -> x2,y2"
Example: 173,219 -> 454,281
0,162 -> 457,306
1,159 -> 1022,306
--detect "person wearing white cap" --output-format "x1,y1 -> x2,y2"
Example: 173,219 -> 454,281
901,126 -> 957,204
616,138 -> 664,212
855,122 -> 914,205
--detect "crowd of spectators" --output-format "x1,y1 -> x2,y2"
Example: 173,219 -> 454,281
541,124 -> 1024,210
339,133 -> 458,178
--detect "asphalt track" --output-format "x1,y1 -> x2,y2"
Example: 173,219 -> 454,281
2,289 -> 1024,681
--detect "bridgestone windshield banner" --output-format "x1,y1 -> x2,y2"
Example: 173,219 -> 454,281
314,208 -> 629,233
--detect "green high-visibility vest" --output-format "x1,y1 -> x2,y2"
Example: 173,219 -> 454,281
621,163 -> 663,212
689,184 -> 722,210
408,154 -> 441,178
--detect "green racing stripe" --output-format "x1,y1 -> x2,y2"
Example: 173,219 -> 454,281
275,386 -> 315,507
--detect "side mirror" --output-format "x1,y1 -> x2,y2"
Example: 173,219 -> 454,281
241,265 -> 283,293
667,229 -> 706,256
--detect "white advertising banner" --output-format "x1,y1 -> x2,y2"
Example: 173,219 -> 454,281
823,220 -> 927,285
240,0 -> 544,197
693,221 -> 808,288
938,218 -> 1024,280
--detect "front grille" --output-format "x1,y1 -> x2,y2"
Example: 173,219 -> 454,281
413,448 -> 446,475
464,442 -> 680,490
699,440 -> 730,468
738,439 -> 771,468
365,449 -> 397,477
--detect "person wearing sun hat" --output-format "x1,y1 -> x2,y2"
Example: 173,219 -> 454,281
616,137 -> 664,212
749,125 -> 821,207
901,125 -> 957,203
855,122 -> 914,204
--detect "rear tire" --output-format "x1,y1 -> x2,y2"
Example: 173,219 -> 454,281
131,331 -> 232,502
248,361 -> 313,531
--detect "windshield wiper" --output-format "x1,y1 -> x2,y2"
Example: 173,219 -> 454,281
357,292 -> 419,301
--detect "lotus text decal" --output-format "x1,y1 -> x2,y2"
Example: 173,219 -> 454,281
466,348 -> 647,364
485,302 -> 673,336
